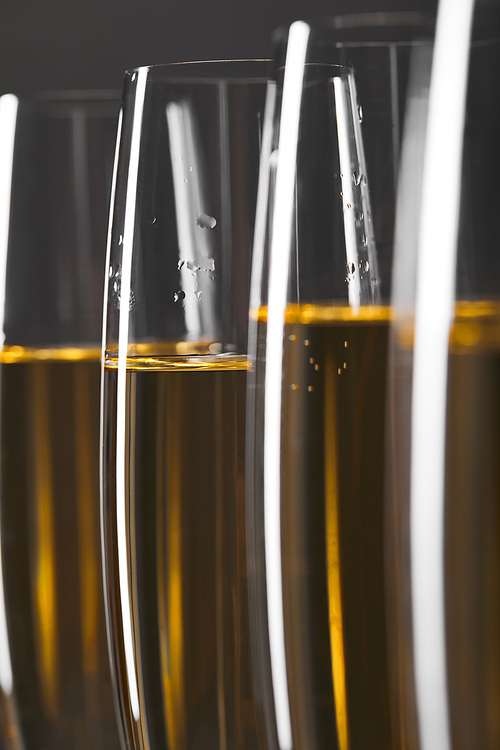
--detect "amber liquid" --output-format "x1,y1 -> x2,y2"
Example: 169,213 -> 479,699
0,350 -> 121,750
444,304 -> 500,750
250,305 -> 393,750
102,354 -> 260,750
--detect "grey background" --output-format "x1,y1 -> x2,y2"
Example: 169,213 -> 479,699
0,0 -> 438,94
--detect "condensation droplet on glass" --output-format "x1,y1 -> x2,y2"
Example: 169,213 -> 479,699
307,385 -> 314,392
347,202 -> 352,209
303,339 -> 310,347
358,103 -> 363,122
314,364 -> 320,371
118,234 -> 123,246
189,166 -> 193,172
151,216 -> 157,226
108,265 -> 114,278
351,262 -> 356,274
173,290 -> 186,303
356,211 -> 364,222
196,213 -> 217,230
131,72 -> 137,82
343,361 -> 347,369
309,357 -> 315,364
352,171 -> 361,187
288,334 -> 296,342
203,257 -> 216,272
344,340 -> 348,348
361,173 -> 367,186
364,260 -> 370,272
337,368 -> 342,375
178,259 -> 185,270
194,290 -> 203,300
289,383 -> 298,391
340,173 -> 343,178
113,280 -> 119,293
187,259 -> 200,272
184,178 -> 188,184
362,234 -> 368,247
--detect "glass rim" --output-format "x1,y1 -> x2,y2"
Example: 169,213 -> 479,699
124,59 -> 271,84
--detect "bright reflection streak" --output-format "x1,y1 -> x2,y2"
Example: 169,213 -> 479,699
264,20 -> 310,750
0,93 -> 18,695
0,94 -> 18,349
166,100 -> 217,341
334,77 -> 361,310
249,82 -> 277,318
116,68 -> 149,722
410,0 -> 474,748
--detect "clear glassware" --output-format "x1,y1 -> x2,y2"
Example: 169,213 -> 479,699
100,60 -> 268,750
245,16 -> 435,750
0,91 -> 121,749
387,4 -> 500,750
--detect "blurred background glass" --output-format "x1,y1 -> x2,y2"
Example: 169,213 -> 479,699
387,1 -> 500,749
0,91 -> 121,750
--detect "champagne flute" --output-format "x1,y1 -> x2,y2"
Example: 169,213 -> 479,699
388,3 -> 500,749
100,60 -> 267,750
0,91 -> 121,750
246,17 -> 435,750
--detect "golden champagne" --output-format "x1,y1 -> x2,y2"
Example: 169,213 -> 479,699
252,305 -> 393,750
102,354 -> 261,750
0,350 -> 120,750
444,303 -> 500,750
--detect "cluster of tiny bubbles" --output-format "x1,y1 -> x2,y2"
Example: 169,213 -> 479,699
287,335 -> 318,392
178,257 -> 216,275
196,213 -> 217,230
109,263 -> 136,310
346,261 -> 357,284
309,357 -> 320,372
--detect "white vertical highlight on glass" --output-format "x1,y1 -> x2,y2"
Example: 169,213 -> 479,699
249,82 -> 276,318
116,67 -> 149,722
0,93 -> 18,696
264,20 -> 310,750
100,103 -> 122,694
334,76 -> 361,310
166,100 -> 218,342
410,0 -> 474,748
0,94 -> 19,350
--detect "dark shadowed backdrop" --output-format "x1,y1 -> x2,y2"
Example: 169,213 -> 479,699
1,0 -> 438,94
